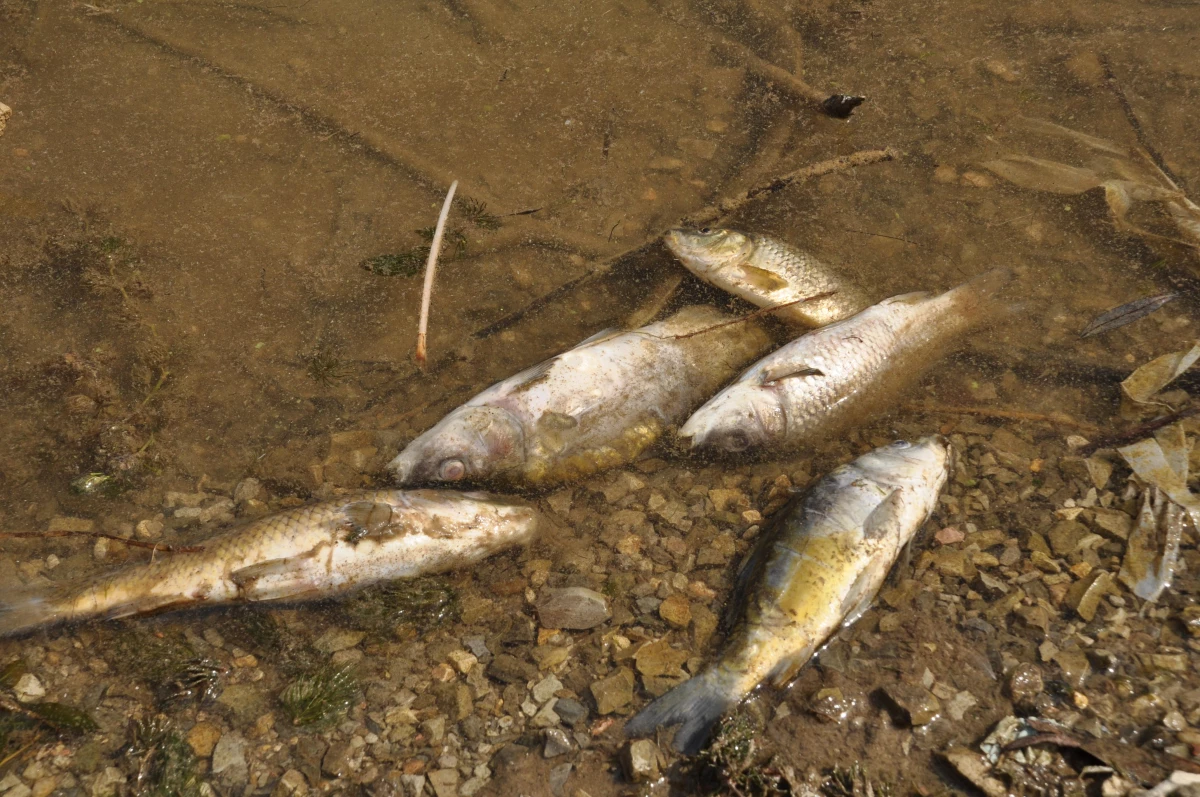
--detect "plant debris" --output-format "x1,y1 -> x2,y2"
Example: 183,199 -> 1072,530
125,717 -> 207,797
1121,343 -> 1200,404
1081,293 -> 1178,338
278,664 -> 358,728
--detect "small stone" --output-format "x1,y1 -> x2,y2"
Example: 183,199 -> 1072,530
186,722 -> 222,758
1150,653 -> 1189,672
621,739 -> 661,783
555,698 -> 588,725
933,165 -> 959,183
532,675 -> 563,704
647,156 -> 685,171
590,667 -> 635,715
1065,570 -> 1112,622
536,587 -> 610,630
270,770 -> 307,797
1054,650 -> 1091,688
400,775 -> 426,797
313,628 -> 365,654
543,728 -> 572,758
13,674 -> 45,702
633,639 -> 688,678
4,784 -> 31,797
935,526 -> 965,545
322,741 -> 355,779
428,769 -> 458,797
961,171 -> 995,188
882,683 -> 941,726
1006,663 -> 1043,711
92,538 -> 110,561
90,768 -> 126,797
946,690 -> 978,721
446,649 -> 477,675
658,594 -> 691,629
488,654 -> 536,684
211,732 -> 249,786
422,716 -> 446,743
531,700 -> 561,728
1047,520 -> 1088,556
234,478 -> 263,503
30,778 -> 56,797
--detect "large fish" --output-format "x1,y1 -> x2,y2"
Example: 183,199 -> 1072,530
625,436 -> 950,753
680,270 -> 1010,455
389,306 -> 770,488
664,228 -> 869,327
0,491 -> 537,637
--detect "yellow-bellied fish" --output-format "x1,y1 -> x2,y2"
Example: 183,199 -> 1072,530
664,228 -> 869,327
389,306 -> 770,488
0,491 -> 537,637
680,270 -> 1010,455
625,437 -> 949,753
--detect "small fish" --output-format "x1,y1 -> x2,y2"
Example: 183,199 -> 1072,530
664,228 -> 870,327
389,306 -> 770,488
680,270 -> 1011,454
625,437 -> 949,753
1080,292 -> 1177,338
0,491 -> 537,637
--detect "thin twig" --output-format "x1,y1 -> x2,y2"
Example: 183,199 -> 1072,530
1077,405 -> 1200,456
904,402 -> 1100,433
416,180 -> 458,369
0,530 -> 204,554
1099,54 -> 1188,195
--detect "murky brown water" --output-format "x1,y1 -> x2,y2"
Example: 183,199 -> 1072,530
2,1 -> 1199,796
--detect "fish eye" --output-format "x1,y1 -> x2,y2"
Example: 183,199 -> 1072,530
438,459 -> 466,481
699,227 -> 712,234
891,441 -> 913,450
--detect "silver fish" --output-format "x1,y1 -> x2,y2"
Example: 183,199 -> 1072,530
625,436 -> 949,753
664,228 -> 869,327
680,270 -> 1010,454
0,490 -> 537,637
389,306 -> 770,488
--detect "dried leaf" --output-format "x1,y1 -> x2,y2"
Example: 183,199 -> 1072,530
1120,343 -> 1200,404
1116,435 -> 1194,602
1016,117 -> 1128,157
1167,200 -> 1200,247
982,156 -> 1103,195
1080,293 -> 1177,338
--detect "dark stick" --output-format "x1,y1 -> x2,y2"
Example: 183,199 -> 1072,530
1077,405 -> 1200,456
0,530 -> 204,554
1099,54 -> 1189,195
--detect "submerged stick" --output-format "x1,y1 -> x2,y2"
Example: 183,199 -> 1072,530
416,180 -> 458,368
0,530 -> 205,554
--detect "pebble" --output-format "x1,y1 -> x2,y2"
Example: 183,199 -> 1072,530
13,674 -> 45,702
621,739 -> 662,782
536,587 -> 610,630
555,698 -> 588,726
633,639 -> 688,678
90,768 -> 125,797
134,519 -> 163,540
428,769 -> 458,797
211,732 -> 249,785
186,722 -> 222,758
590,667 -> 635,714
314,628 -> 366,654
1007,663 -> 1044,711
322,741 -> 356,778
234,477 -> 263,503
658,594 -> 691,629
882,683 -> 941,725
270,770 -> 307,797
532,674 -> 563,704
447,650 -> 478,675
3,784 -> 31,797
400,775 -> 426,797
543,728 -> 572,758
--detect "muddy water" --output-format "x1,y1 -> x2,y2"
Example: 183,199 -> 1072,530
2,0 -> 1199,795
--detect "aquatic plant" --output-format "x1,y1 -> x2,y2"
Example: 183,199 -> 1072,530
125,717 -> 206,797
279,664 -> 359,728
456,196 -> 502,230
823,763 -> 893,797
360,249 -> 427,277
104,627 -> 198,685
696,711 -> 787,796
160,659 -> 227,706
336,576 -> 458,635
303,346 -> 346,386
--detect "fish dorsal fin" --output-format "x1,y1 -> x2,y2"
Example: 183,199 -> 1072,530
506,357 -> 559,392
577,327 -> 623,347
736,264 -> 790,292
342,501 -> 396,542
760,364 -> 824,384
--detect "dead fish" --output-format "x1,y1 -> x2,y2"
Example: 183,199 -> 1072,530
1080,292 -> 1177,338
680,270 -> 1012,455
0,491 -> 537,637
663,228 -> 869,327
625,437 -> 950,753
389,306 -> 770,488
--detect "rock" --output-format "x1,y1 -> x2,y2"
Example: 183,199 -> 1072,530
549,763 -> 573,795
943,748 -> 1006,797
935,526 -> 965,545
946,690 -> 978,721
1182,606 -> 1200,638
1054,650 -> 1091,688
314,628 -> 365,654
186,722 -> 222,758
531,699 -> 561,728
4,783 -> 32,797
234,478 -> 263,503
543,728 -> 572,758
90,768 -> 125,797
658,594 -> 691,629
270,770 -> 307,797
1065,570 -> 1112,622
134,518 -> 164,540
621,739 -> 662,783
211,732 -> 249,786
1091,508 -> 1132,540
1047,520 -> 1088,557
990,428 -> 1038,460
422,716 -> 446,743
555,698 -> 587,726
1006,664 -> 1043,712
532,675 -> 563,704
0,102 -> 10,137
488,654 -> 535,685
13,674 -> 45,702
882,683 -> 941,726
30,778 -> 56,797
447,650 -> 478,675
48,516 -> 95,533
217,684 -> 268,724
633,639 -> 688,678
400,775 -> 426,797
590,667 -> 635,715
428,769 -> 458,797
321,741 -> 355,779
536,587 -> 610,630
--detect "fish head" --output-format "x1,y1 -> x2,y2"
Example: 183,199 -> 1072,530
853,435 -> 951,493
678,384 -> 784,454
664,227 -> 755,277
389,406 -> 525,486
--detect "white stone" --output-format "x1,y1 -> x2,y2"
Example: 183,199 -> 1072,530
13,674 -> 45,702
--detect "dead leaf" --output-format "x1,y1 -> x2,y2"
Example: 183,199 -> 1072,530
1120,343 -> 1200,404
982,155 -> 1103,195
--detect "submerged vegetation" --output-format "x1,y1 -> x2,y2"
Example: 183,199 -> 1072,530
359,195 -> 502,277
279,664 -> 359,728
335,576 -> 459,635
125,717 -> 208,797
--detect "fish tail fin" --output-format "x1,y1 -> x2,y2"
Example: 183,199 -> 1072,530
941,268 -> 1023,333
0,582 -> 67,638
624,667 -> 736,755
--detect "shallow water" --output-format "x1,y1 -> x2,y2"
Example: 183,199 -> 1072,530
2,1 -> 1199,795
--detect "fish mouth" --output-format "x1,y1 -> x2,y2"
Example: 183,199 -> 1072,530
388,452 -> 417,485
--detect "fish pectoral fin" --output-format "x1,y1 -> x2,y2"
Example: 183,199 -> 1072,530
576,327 -> 622,346
230,549 -> 327,602
506,358 -> 558,393
768,641 -> 818,688
760,364 -> 825,384
342,501 -> 396,542
838,559 -> 890,628
736,264 -> 790,292
861,489 -> 905,540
